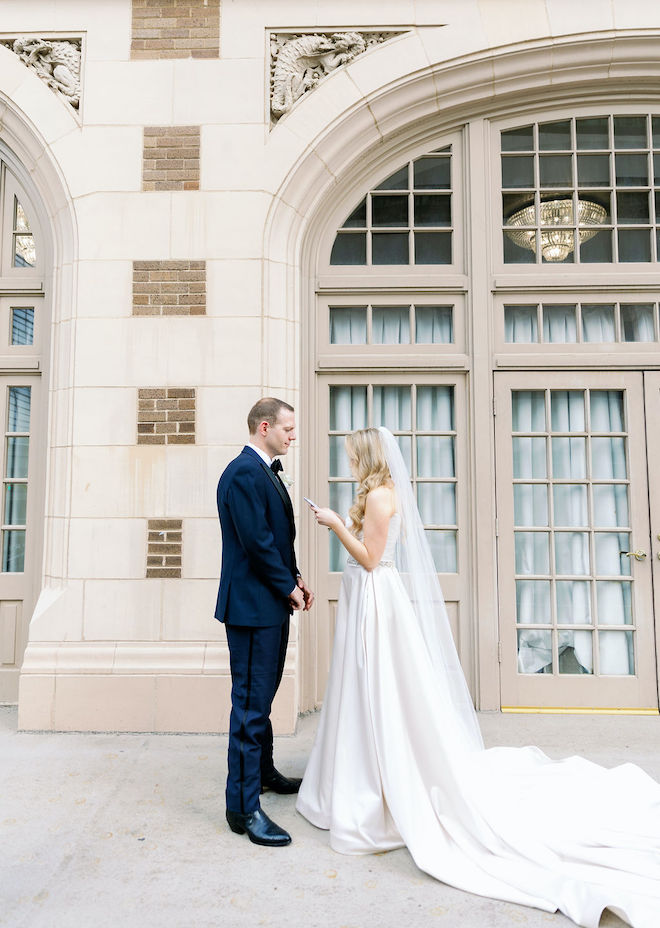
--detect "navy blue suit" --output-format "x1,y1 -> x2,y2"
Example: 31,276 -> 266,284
215,446 -> 298,814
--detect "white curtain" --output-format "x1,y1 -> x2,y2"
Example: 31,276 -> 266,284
621,304 -> 655,342
372,306 -> 410,344
329,307 -> 366,344
505,306 -> 538,343
514,389 -> 633,676
582,304 -> 616,342
543,305 -> 577,343
416,306 -> 453,343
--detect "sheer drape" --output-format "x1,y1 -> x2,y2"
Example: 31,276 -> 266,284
514,389 -> 632,676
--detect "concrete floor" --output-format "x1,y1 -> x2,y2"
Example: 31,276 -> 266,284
2,706 -> 659,928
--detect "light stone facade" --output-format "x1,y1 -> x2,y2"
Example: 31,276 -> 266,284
0,1 -> 658,733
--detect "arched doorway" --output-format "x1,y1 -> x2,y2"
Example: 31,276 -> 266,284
265,34 -> 660,717
0,149 -> 48,702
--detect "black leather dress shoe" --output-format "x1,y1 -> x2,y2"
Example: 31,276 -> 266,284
226,808 -> 292,847
260,769 -> 302,794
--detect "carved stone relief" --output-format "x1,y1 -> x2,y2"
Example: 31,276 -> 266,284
0,36 -> 82,110
270,31 -> 405,123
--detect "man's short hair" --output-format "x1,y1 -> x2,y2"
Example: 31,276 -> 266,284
247,397 -> 294,434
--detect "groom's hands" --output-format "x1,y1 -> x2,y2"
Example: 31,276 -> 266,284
289,586 -> 305,610
297,576 -> 315,611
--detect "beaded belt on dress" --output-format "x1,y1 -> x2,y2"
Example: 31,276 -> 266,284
347,556 -> 394,568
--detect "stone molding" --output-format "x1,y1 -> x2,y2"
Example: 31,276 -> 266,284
0,35 -> 81,110
269,30 -> 405,123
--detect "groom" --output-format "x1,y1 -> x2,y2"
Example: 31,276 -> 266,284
215,397 -> 314,847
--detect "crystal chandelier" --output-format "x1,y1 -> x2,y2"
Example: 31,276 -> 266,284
505,198 -> 607,262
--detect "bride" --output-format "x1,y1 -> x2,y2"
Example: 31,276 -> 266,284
296,426 -> 660,928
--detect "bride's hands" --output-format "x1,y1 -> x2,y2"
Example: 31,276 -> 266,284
311,506 -> 343,532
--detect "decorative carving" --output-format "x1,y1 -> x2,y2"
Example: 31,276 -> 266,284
270,31 -> 403,122
1,36 -> 82,109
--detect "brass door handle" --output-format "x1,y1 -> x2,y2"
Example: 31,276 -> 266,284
620,550 -> 647,561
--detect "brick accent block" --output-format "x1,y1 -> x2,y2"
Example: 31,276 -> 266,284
132,260 -> 206,315
138,388 -> 196,444
142,126 -> 200,191
131,0 -> 220,60
147,518 -> 182,578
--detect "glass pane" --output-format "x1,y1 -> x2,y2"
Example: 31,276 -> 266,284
502,156 -> 534,188
6,437 -> 29,479
580,229 -> 612,263
375,166 -> 408,191
329,386 -> 367,431
576,117 -> 609,150
2,530 -> 25,572
590,390 -> 624,431
415,306 -> 453,344
621,303 -> 655,342
555,532 -> 590,575
329,482 -> 356,525
552,437 -> 586,478
505,305 -> 538,343
653,116 -> 660,148
616,191 -> 649,224
581,304 -> 615,342
515,531 -> 550,574
414,232 -> 451,264
417,483 -> 456,525
593,484 -> 629,528
14,235 -> 36,268
539,155 -> 572,187
556,581 -> 591,624
599,630 -> 634,675
372,233 -> 408,265
329,435 -> 351,478
329,307 -> 367,344
618,228 -> 651,262
413,157 -> 450,189
517,628 -> 552,674
425,529 -> 456,572
8,387 -> 31,432
342,199 -> 366,228
4,483 -> 27,525
417,436 -> 454,478
372,306 -> 410,345
512,391 -> 545,432
543,305 -> 577,343
595,532 -> 631,575
11,308 -> 34,346
597,580 -> 632,625
514,484 -> 548,527
373,386 -> 411,430
416,386 -> 453,431
577,154 -> 610,187
539,120 -> 571,151
413,195 -> 450,227
553,485 -> 588,526
372,196 -> 408,227
591,438 -> 627,479
503,231 -> 536,264
516,579 -> 551,623
558,631 -> 592,674
613,116 -> 648,149
614,153 -> 648,186
14,200 -> 30,232
513,436 -> 547,478
330,233 -> 366,265
501,126 -> 534,152
550,391 -> 584,432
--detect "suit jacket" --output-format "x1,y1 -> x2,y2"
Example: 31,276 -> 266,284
215,445 -> 298,627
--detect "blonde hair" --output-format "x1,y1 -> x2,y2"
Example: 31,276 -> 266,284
345,428 -> 392,535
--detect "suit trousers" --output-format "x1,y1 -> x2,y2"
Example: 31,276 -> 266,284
225,618 -> 290,814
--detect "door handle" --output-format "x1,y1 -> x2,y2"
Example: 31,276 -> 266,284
620,550 -> 647,561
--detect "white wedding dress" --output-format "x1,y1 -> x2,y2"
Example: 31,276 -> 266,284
296,511 -> 660,928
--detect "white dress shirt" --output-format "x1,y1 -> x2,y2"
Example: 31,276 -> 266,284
247,441 -> 272,467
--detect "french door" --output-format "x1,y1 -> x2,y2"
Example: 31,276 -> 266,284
495,371 -> 658,710
0,374 -> 42,701
303,372 -> 471,710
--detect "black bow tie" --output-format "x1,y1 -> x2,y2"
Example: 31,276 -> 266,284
270,459 -> 283,474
